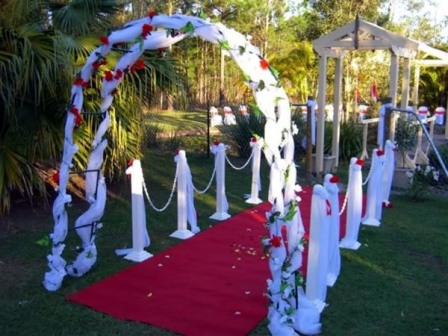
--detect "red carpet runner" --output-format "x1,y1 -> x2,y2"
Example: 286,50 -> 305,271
68,187 -> 349,336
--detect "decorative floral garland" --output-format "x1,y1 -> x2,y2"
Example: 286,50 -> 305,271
42,11 -> 321,335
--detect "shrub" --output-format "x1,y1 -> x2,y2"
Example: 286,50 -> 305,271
324,120 -> 363,162
227,113 -> 266,158
405,164 -> 440,201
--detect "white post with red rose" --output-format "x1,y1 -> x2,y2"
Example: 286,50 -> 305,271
246,137 -> 263,205
122,160 -> 152,262
170,150 -> 198,239
323,174 -> 341,287
339,158 -> 363,250
306,185 -> 331,313
210,142 -> 230,220
362,148 -> 385,226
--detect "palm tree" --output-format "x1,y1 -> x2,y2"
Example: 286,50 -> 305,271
0,0 -> 186,215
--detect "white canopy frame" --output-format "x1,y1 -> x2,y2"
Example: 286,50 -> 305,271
312,17 -> 448,172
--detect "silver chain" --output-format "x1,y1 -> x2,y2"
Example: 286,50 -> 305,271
225,150 -> 254,170
142,165 -> 178,212
339,190 -> 349,216
192,165 -> 216,194
362,159 -> 374,186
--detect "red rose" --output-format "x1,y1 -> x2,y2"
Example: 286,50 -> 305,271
127,159 -> 134,167
104,70 -> 114,82
260,58 -> 269,70
148,11 -> 156,19
213,140 -> 220,146
52,171 -> 60,183
99,35 -> 109,45
114,69 -> 123,80
356,159 -> 364,166
330,175 -> 340,183
377,149 -> 384,156
251,137 -> 257,142
74,78 -> 84,86
142,24 -> 153,39
269,235 -> 282,248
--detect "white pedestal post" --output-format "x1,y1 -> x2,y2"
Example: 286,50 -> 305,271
306,185 -> 331,313
246,138 -> 263,204
210,143 -> 231,220
170,151 -> 195,239
362,149 -> 385,226
122,160 -> 152,262
340,158 -> 363,250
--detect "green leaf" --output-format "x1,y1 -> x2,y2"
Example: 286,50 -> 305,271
135,36 -> 144,50
270,66 -> 279,79
257,80 -> 265,91
239,45 -> 246,55
86,251 -> 94,259
242,73 -> 251,82
248,102 -> 262,117
180,22 -> 195,34
284,202 -> 297,222
199,11 -> 207,20
219,40 -> 230,50
36,235 -> 50,247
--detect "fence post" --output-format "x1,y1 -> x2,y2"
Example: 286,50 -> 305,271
210,142 -> 231,220
246,138 -> 263,205
123,160 -> 152,262
170,151 -> 196,239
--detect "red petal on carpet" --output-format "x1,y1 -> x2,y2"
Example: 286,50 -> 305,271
67,187 -> 349,335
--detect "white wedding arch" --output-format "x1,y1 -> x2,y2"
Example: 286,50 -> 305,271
43,13 -> 321,334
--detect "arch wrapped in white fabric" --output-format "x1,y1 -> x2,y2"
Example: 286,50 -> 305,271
44,11 -> 320,335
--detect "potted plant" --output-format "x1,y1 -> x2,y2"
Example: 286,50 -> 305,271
394,115 -> 418,168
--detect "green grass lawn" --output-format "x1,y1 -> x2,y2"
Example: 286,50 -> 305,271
1,152 -> 447,335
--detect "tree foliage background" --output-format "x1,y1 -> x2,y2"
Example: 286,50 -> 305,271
1,0 -> 447,215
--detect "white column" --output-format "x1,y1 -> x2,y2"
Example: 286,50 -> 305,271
332,55 -> 343,168
389,52 -> 399,141
210,143 -> 231,220
362,149 -> 385,227
340,158 -> 363,250
382,140 -> 396,207
316,55 -> 328,175
306,185 -> 331,313
246,138 -> 263,204
124,160 -> 152,261
170,151 -> 195,239
324,174 -> 341,287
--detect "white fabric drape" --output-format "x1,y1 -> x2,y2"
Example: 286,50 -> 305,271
176,151 -> 199,233
323,174 -> 341,287
382,140 -> 396,206
306,185 -> 331,312
210,143 -> 230,220
362,149 -> 385,226
246,138 -> 263,204
377,103 -> 392,149
340,158 -> 363,250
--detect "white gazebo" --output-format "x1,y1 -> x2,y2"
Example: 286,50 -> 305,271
312,17 -> 448,172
